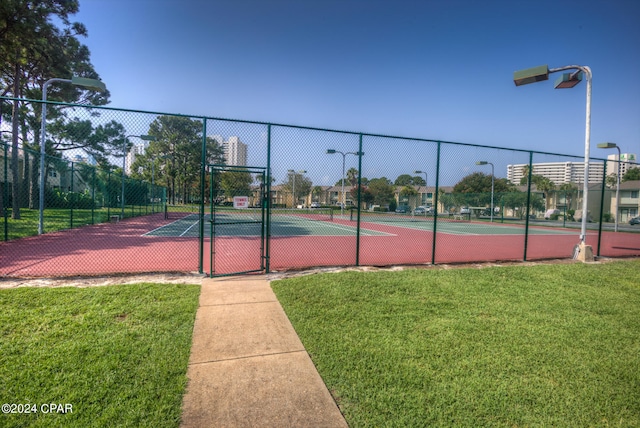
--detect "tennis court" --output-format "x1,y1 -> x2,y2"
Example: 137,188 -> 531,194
139,208 -> 584,276
145,209 -> 576,238
1,208 -> 635,277
146,209 -> 391,238
351,211 -> 578,236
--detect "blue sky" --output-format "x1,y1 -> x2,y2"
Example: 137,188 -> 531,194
75,0 -> 639,184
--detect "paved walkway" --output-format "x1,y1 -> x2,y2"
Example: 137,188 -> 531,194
180,275 -> 348,427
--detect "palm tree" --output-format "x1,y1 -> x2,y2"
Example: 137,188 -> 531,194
520,165 -> 531,186
312,186 -> 324,203
558,182 -> 578,210
346,167 -> 359,187
399,185 -> 418,208
535,176 -> 556,210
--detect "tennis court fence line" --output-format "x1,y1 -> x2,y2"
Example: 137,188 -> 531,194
1,96 -> 638,276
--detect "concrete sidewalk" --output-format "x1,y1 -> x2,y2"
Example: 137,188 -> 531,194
180,275 -> 348,427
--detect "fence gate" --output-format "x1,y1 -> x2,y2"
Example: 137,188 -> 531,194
208,165 -> 268,277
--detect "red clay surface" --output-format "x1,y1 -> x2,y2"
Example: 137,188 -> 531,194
1,214 -> 638,277
268,220 -> 640,272
1,213 -> 200,277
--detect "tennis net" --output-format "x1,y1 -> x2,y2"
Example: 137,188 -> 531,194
211,207 -> 333,224
350,209 -> 470,223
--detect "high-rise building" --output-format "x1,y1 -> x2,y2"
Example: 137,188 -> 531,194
126,143 -> 146,175
606,153 -> 637,178
507,161 -> 604,185
224,136 -> 247,166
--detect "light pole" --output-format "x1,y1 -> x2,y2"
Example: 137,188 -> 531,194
514,64 -> 593,259
414,170 -> 428,207
39,76 -> 106,234
327,149 -> 363,217
287,169 -> 306,208
476,161 -> 494,222
597,142 -> 622,232
121,135 -> 155,219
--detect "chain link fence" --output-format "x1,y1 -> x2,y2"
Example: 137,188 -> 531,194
1,96 -> 638,276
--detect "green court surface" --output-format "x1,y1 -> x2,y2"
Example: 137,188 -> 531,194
145,212 -> 390,237
351,210 -> 576,236
357,217 -> 576,236
145,210 -> 575,238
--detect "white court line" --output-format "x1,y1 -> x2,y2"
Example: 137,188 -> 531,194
361,220 -> 580,236
180,220 -> 201,237
143,217 -> 198,236
278,218 -> 394,236
145,216 -> 395,237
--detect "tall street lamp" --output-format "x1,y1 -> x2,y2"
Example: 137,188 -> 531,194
39,76 -> 106,234
514,64 -> 593,259
327,149 -> 363,217
597,142 -> 622,232
414,170 -> 428,207
121,135 -> 155,219
476,161 -> 494,222
287,169 -> 306,208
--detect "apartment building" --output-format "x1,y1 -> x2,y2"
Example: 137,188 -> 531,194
125,143 -> 146,175
507,161 -> 604,185
606,153 -> 637,177
224,136 -> 247,166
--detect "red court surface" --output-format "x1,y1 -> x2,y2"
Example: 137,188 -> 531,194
268,220 -> 640,271
1,214 -> 638,277
0,214 -> 200,277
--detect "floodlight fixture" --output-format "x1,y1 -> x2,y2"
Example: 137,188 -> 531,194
597,142 -> 622,232
70,76 -> 107,92
327,150 -> 363,216
513,63 -> 593,257
414,170 -> 428,193
287,169 -> 307,208
554,71 -> 583,89
475,161 -> 494,222
513,65 -> 549,86
597,142 -> 617,149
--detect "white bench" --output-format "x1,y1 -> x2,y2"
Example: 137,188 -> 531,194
110,215 -> 120,223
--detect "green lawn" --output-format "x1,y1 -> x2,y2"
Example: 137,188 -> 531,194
1,206 -> 157,240
272,260 -> 640,427
0,283 -> 200,428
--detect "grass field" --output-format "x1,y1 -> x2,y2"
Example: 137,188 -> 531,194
272,260 -> 640,427
0,283 -> 200,428
1,206 -> 160,240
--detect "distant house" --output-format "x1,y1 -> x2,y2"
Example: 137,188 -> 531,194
616,180 -> 640,222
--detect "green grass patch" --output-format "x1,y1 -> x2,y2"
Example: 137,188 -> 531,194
272,261 -> 640,427
0,283 -> 200,427
1,206 -> 157,240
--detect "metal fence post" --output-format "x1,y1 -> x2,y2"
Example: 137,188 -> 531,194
198,118 -> 207,274
3,142 -> 7,241
523,152 -> 533,261
107,169 -> 111,219
70,161 -> 75,229
355,134 -> 363,266
91,168 -> 96,225
596,162 -> 608,256
265,124 -> 272,273
431,141 -> 442,265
